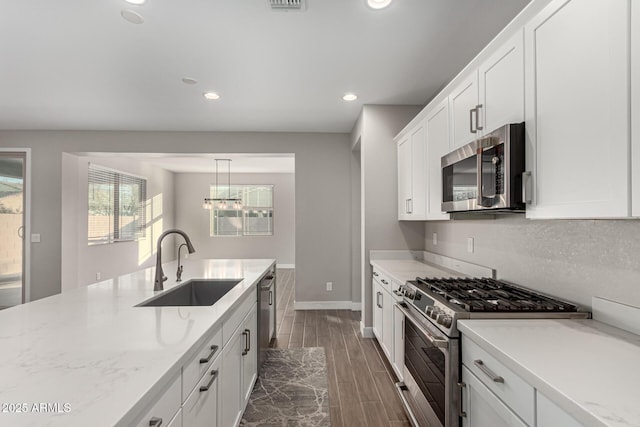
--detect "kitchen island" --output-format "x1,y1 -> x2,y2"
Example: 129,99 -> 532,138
0,258 -> 275,427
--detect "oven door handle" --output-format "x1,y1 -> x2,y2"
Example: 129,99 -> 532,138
394,303 -> 449,349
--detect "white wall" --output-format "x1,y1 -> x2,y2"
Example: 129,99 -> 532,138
61,154 -> 175,290
174,172 -> 295,266
0,131 -> 350,305
351,105 -> 425,327
425,217 -> 640,309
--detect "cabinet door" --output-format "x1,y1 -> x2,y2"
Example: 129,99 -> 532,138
241,308 -> 258,405
409,124 -> 427,218
461,366 -> 527,427
478,30 -> 524,133
397,136 -> 412,220
425,99 -> 451,220
392,304 -> 404,380
183,357 -> 221,427
372,280 -> 383,342
524,0 -> 630,219
632,1 -> 640,217
536,391 -> 583,427
220,329 -> 244,427
450,72 -> 479,150
381,289 -> 394,361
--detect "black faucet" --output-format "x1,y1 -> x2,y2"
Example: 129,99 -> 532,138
176,243 -> 188,282
154,229 -> 195,291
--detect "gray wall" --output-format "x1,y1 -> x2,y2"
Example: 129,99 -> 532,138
61,154 -> 176,290
174,172 -> 295,266
425,217 -> 640,309
352,105 -> 426,328
0,131 -> 350,305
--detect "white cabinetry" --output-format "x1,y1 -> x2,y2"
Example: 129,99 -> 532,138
134,372 -> 182,427
397,123 -> 427,220
425,99 -> 451,220
524,0 -> 630,219
220,301 -> 258,427
371,267 -> 397,364
536,391 -> 582,427
183,357 -> 221,427
461,366 -> 527,427
372,278 -> 383,341
450,31 -> 524,151
633,1 -> 640,217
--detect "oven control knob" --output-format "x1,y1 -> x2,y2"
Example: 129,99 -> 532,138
426,306 -> 434,316
439,315 -> 453,328
429,307 -> 441,319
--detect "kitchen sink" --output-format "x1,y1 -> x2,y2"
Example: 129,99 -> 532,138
137,279 -> 243,307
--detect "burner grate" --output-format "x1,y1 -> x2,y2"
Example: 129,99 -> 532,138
414,277 -> 579,313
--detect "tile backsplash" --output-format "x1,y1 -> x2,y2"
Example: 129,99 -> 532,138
425,216 -> 640,309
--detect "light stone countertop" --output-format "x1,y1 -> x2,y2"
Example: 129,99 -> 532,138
0,258 -> 275,427
458,319 -> 640,427
370,258 -> 464,284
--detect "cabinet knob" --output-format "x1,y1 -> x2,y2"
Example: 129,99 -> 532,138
149,417 -> 163,427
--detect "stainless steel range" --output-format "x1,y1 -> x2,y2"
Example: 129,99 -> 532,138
394,277 -> 590,427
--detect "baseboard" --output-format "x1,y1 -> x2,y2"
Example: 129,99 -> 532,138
276,263 -> 295,269
294,301 -> 361,310
360,322 -> 374,338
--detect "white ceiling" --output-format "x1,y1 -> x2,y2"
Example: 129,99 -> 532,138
0,0 -> 529,133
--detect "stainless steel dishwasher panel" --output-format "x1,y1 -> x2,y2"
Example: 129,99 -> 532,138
258,269 -> 276,374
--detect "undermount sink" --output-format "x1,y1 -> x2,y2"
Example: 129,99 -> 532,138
137,279 -> 243,307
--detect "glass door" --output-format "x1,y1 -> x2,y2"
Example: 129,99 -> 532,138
0,153 -> 26,309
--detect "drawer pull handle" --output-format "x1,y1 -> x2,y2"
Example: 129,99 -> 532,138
199,344 -> 219,364
199,369 -> 219,392
373,272 -> 379,277
381,279 -> 389,285
269,290 -> 273,306
149,417 -> 163,426
457,382 -> 467,418
474,359 -> 504,383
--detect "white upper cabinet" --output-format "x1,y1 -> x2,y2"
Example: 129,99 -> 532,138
478,31 -> 524,134
524,0 -> 630,219
425,99 -> 451,220
632,1 -> 640,217
450,73 -> 480,150
397,123 -> 427,220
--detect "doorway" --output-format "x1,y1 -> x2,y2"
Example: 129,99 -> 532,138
0,151 -> 28,309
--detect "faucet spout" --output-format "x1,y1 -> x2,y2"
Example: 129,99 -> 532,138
154,229 -> 196,291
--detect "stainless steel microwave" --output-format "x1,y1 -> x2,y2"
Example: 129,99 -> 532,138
441,123 -> 525,213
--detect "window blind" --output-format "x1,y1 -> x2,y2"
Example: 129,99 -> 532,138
88,164 -> 147,244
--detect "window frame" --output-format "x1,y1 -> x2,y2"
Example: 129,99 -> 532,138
209,184 -> 274,237
87,164 -> 147,245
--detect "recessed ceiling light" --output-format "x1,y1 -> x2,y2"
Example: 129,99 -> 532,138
342,93 -> 358,101
121,9 -> 144,24
182,78 -> 198,85
124,0 -> 146,5
367,0 -> 392,10
203,92 -> 220,100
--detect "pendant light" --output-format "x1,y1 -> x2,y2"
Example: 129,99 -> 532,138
202,159 -> 242,210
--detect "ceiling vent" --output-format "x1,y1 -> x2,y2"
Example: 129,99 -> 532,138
269,0 -> 305,11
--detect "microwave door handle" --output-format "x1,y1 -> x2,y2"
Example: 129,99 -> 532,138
477,147 -> 498,208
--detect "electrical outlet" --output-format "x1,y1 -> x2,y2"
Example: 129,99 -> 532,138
96,272 -> 101,281
326,282 -> 333,291
432,232 -> 438,246
467,237 -> 474,253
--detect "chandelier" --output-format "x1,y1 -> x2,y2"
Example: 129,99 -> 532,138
202,159 -> 242,210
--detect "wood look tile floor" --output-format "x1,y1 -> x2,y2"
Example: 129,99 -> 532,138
272,269 -> 411,427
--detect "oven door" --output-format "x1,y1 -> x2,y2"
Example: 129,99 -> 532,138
395,302 -> 460,427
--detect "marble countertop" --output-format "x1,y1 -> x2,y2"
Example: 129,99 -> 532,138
458,319 -> 640,427
0,258 -> 275,427
370,258 -> 464,284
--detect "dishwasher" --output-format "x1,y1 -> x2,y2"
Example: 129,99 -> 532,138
258,268 -> 276,375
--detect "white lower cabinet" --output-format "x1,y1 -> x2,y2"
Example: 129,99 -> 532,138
536,392 -> 582,427
461,366 -> 527,427
167,408 -> 182,427
134,372 -> 181,427
183,356 -> 221,427
221,302 -> 258,427
372,279 -> 384,342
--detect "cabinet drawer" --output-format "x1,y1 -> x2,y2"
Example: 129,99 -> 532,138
223,288 -> 257,346
183,356 -> 221,427
462,336 -> 534,426
135,371 -> 181,427
183,325 -> 222,401
372,267 -> 392,292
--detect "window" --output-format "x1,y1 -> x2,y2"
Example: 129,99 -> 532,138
88,164 -> 147,245
210,185 -> 273,236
